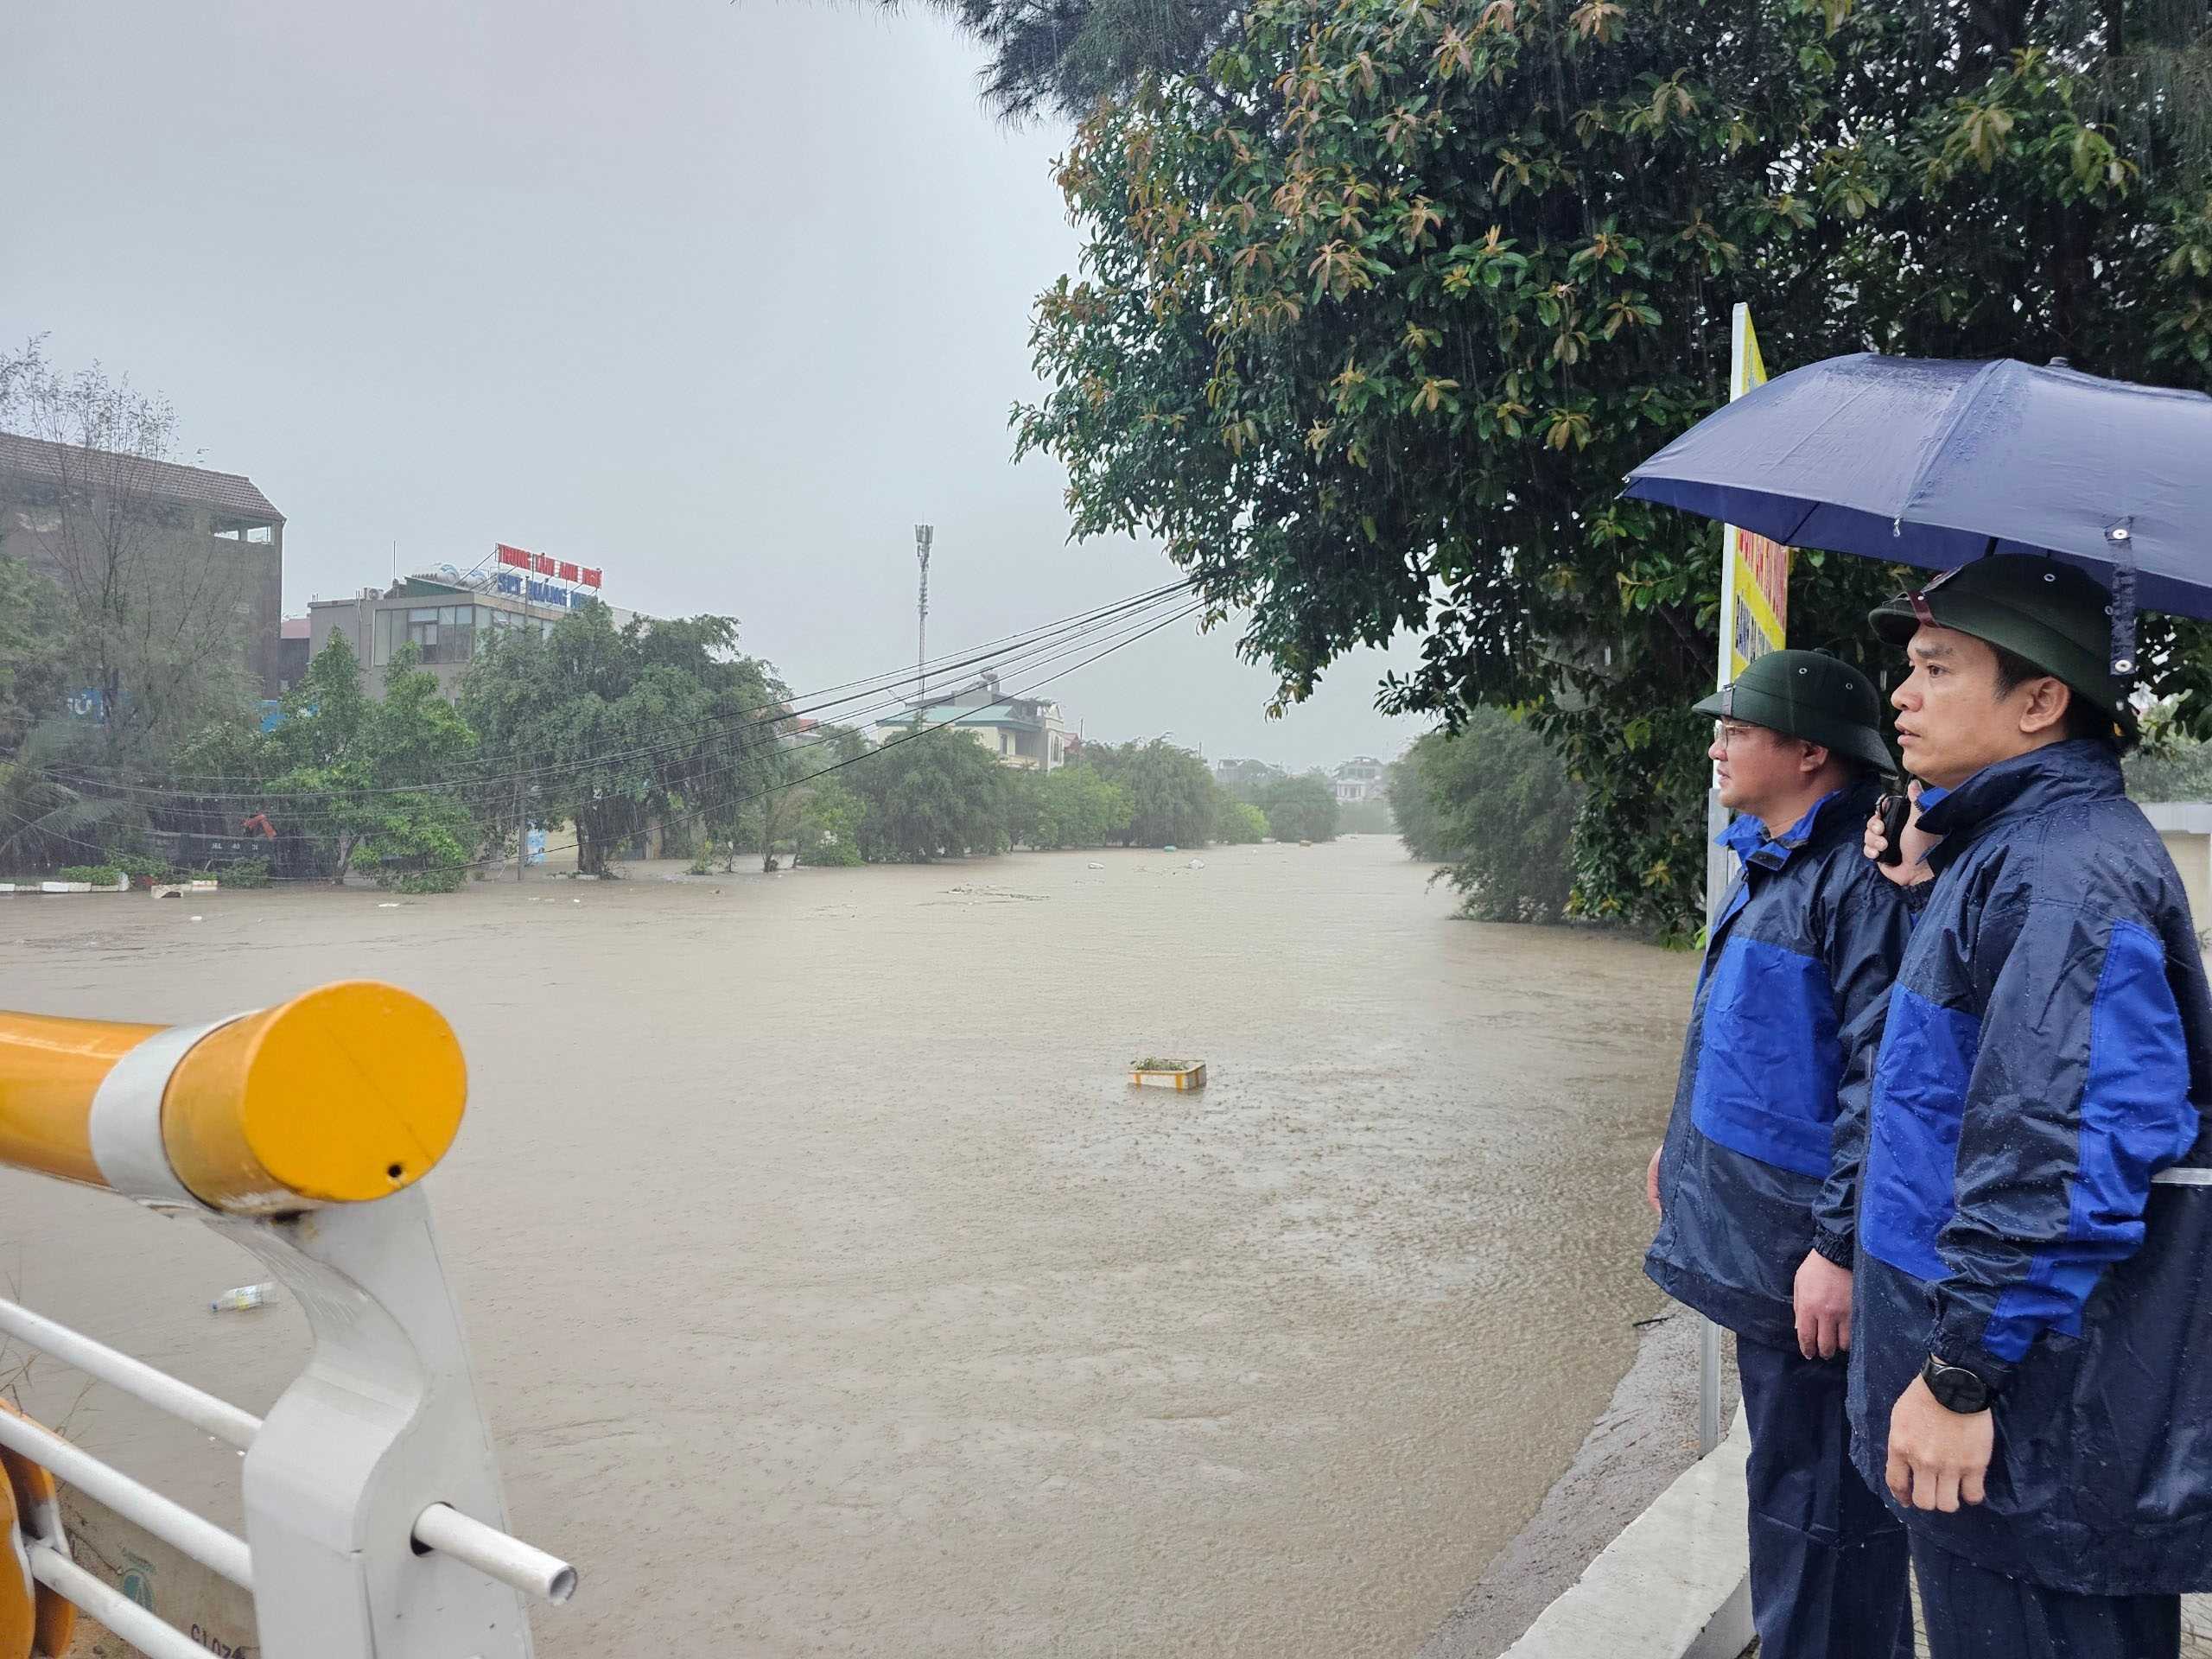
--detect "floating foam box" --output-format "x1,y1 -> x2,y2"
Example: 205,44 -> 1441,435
1130,1063 -> 1208,1092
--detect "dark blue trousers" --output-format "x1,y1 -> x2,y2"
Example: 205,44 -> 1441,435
1737,1335 -> 1913,1659
1911,1532 -> 2180,1659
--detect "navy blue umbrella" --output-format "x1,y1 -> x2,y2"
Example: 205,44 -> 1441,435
1623,353 -> 2212,671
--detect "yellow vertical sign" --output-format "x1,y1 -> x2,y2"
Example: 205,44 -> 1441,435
1715,304 -> 1791,686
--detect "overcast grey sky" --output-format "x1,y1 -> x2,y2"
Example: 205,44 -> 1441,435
2,2 -> 1431,770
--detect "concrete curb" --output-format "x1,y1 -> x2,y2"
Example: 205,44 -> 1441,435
1499,1409 -> 1752,1659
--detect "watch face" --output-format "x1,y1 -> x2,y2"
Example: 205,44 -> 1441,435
1925,1357 -> 1990,1413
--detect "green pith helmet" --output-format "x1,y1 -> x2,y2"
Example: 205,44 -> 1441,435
1690,649 -> 1896,772
1868,554 -> 2137,735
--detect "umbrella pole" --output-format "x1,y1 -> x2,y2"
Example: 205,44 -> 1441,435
1699,785 -> 1729,1457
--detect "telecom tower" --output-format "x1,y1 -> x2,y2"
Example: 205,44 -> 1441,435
914,523 -> 935,709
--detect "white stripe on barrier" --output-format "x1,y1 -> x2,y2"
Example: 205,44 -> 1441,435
0,1398 -> 251,1589
86,1014 -> 244,1214
30,1541 -> 214,1659
2153,1167 -> 2212,1185
0,1298 -> 260,1450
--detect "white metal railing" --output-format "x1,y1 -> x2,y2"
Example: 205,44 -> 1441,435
0,1297 -> 577,1610
0,984 -> 579,1658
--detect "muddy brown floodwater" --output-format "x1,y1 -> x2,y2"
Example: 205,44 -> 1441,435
0,835 -> 1694,1657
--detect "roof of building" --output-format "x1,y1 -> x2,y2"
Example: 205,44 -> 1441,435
0,430 -> 283,524
880,702 -> 1041,732
280,617 -> 312,639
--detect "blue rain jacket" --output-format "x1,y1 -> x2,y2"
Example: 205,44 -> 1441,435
1647,780 -> 1913,1350
1848,741 -> 2212,1595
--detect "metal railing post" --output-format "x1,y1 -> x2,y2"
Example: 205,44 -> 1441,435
219,1190 -> 537,1659
0,982 -> 574,1658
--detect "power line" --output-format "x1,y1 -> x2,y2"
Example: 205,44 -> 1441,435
41,584 -> 1200,821
457,596 -> 1208,880
16,594 -> 1210,879
42,578 -> 1198,798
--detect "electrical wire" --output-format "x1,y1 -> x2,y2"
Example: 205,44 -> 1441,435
12,593 -> 1211,880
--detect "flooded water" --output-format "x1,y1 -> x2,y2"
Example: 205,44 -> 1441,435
0,836 -> 1694,1656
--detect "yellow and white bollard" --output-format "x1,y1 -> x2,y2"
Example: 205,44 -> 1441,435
0,981 -> 573,1659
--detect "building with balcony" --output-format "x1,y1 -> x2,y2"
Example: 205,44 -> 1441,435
1332,756 -> 1386,804
304,563 -> 637,700
0,429 -> 285,697
874,671 -> 1067,771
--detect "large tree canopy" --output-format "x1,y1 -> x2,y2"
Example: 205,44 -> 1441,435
459,607 -> 787,876
1010,0 -> 2212,932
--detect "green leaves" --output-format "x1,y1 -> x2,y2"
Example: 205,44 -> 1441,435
1016,0 -> 2212,934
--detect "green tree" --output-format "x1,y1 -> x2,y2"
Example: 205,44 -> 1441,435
0,555 -> 67,745
746,725 -> 871,870
0,721 -> 137,874
1013,0 -> 2212,935
1083,739 -> 1218,845
1400,709 -> 1583,922
254,637 -> 479,890
1027,763 -> 1135,847
850,727 -> 1014,861
1214,797 -> 1269,844
917,0 -> 1246,120
1388,742 -> 1458,862
1258,773 -> 1340,842
2126,702 -> 2212,801
459,606 -> 785,876
796,776 -> 868,866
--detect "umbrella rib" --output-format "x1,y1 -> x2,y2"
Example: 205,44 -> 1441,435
1895,359 -> 2006,525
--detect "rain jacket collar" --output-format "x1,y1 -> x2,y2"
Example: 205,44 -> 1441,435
1716,788 -> 1850,872
1916,740 -> 2122,873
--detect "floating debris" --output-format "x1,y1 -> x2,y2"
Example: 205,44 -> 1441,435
1130,1058 -> 1208,1091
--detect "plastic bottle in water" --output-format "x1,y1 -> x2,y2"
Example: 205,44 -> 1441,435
210,1284 -> 272,1313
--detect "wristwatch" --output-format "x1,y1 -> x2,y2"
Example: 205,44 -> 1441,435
1922,1353 -> 1995,1414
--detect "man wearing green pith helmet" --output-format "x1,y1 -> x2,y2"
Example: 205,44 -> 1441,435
1853,554 -> 2212,1659
1645,648 -> 1916,1659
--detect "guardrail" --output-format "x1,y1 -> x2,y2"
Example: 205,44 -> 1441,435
0,980 -> 575,1659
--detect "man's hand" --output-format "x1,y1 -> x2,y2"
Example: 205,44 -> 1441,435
1864,780 -> 1939,886
1792,1251 -> 1852,1360
1885,1375 -> 1993,1511
1645,1144 -> 1662,1218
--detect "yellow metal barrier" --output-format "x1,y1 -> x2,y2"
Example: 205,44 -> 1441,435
0,981 -> 466,1214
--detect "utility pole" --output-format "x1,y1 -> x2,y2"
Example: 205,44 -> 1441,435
514,775 -> 526,883
914,524 -> 934,712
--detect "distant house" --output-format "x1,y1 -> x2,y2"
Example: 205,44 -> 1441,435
0,429 -> 286,697
1332,756 -> 1386,804
875,671 -> 1068,770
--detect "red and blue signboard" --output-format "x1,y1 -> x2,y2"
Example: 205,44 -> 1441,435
494,543 -> 600,590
